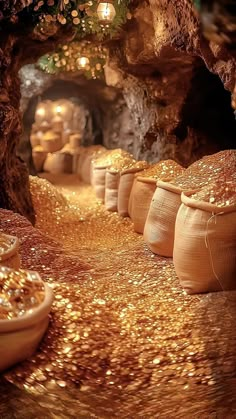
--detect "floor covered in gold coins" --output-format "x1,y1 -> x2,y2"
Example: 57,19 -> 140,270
1,174 -> 236,418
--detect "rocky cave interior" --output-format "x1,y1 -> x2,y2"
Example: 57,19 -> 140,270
0,0 -> 236,418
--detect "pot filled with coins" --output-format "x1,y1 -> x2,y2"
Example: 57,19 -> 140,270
0,267 -> 53,372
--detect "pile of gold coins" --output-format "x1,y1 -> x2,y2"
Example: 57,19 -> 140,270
191,177 -> 236,207
0,267 -> 45,320
139,160 -> 184,180
172,150 -> 236,190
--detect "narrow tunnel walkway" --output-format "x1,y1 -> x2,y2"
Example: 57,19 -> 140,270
2,175 -> 236,418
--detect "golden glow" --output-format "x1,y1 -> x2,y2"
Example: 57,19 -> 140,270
36,107 -> 45,117
77,56 -> 90,68
56,105 -> 62,114
96,1 -> 116,23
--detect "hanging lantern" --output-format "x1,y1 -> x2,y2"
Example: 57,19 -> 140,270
96,0 -> 116,25
76,56 -> 90,69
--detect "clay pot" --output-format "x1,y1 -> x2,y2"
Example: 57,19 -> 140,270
0,233 -> 20,270
0,270 -> 53,372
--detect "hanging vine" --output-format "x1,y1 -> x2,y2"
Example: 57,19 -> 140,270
2,0 -> 131,40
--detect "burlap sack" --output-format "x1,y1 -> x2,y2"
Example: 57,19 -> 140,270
39,120 -> 51,133
144,150 -> 236,256
92,149 -> 130,202
93,167 -> 107,200
51,116 -> 64,134
32,146 -> 47,172
173,179 -> 236,294
69,133 -> 81,149
117,162 -> 150,217
44,152 -> 73,174
143,180 -> 192,257
129,160 -> 184,234
40,131 -> 62,153
80,145 -> 106,184
30,133 -> 40,148
105,154 -> 135,212
62,129 -> 72,145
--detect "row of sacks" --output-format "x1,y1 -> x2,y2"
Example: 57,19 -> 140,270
32,118 -> 82,173
143,150 -> 236,294
0,232 -> 53,372
79,147 -> 236,295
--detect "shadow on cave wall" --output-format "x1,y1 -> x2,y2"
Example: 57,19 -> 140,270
174,63 -> 236,163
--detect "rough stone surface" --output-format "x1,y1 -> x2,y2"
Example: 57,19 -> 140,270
19,67 -> 137,173
104,0 -> 236,165
1,0 -> 236,219
0,1 -> 75,222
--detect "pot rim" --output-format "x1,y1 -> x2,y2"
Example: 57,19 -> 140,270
0,282 -> 54,333
0,234 -> 19,262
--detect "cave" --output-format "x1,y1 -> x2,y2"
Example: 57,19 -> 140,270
0,1 -> 235,418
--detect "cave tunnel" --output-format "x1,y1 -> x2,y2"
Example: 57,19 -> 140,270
0,1 -> 236,418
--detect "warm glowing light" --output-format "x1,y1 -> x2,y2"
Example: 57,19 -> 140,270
96,1 -> 116,24
36,107 -> 45,117
77,56 -> 90,68
56,105 -> 62,114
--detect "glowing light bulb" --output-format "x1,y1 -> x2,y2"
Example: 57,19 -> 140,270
77,56 -> 90,68
97,1 -> 116,24
56,105 -> 62,114
36,107 -> 45,117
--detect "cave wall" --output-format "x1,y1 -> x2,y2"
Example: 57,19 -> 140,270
19,0 -> 236,174
104,0 -> 236,166
19,66 -> 137,172
0,0 -> 78,222
0,0 -> 236,220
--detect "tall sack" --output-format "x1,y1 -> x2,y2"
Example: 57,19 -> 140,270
144,181 -> 187,257
105,154 -> 135,212
32,146 -> 47,172
92,149 -> 130,202
93,167 -> 107,200
129,161 -> 184,234
173,179 -> 236,294
118,162 -> 150,217
44,152 -> 73,174
80,145 -> 106,184
144,150 -> 236,256
105,171 -> 120,211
